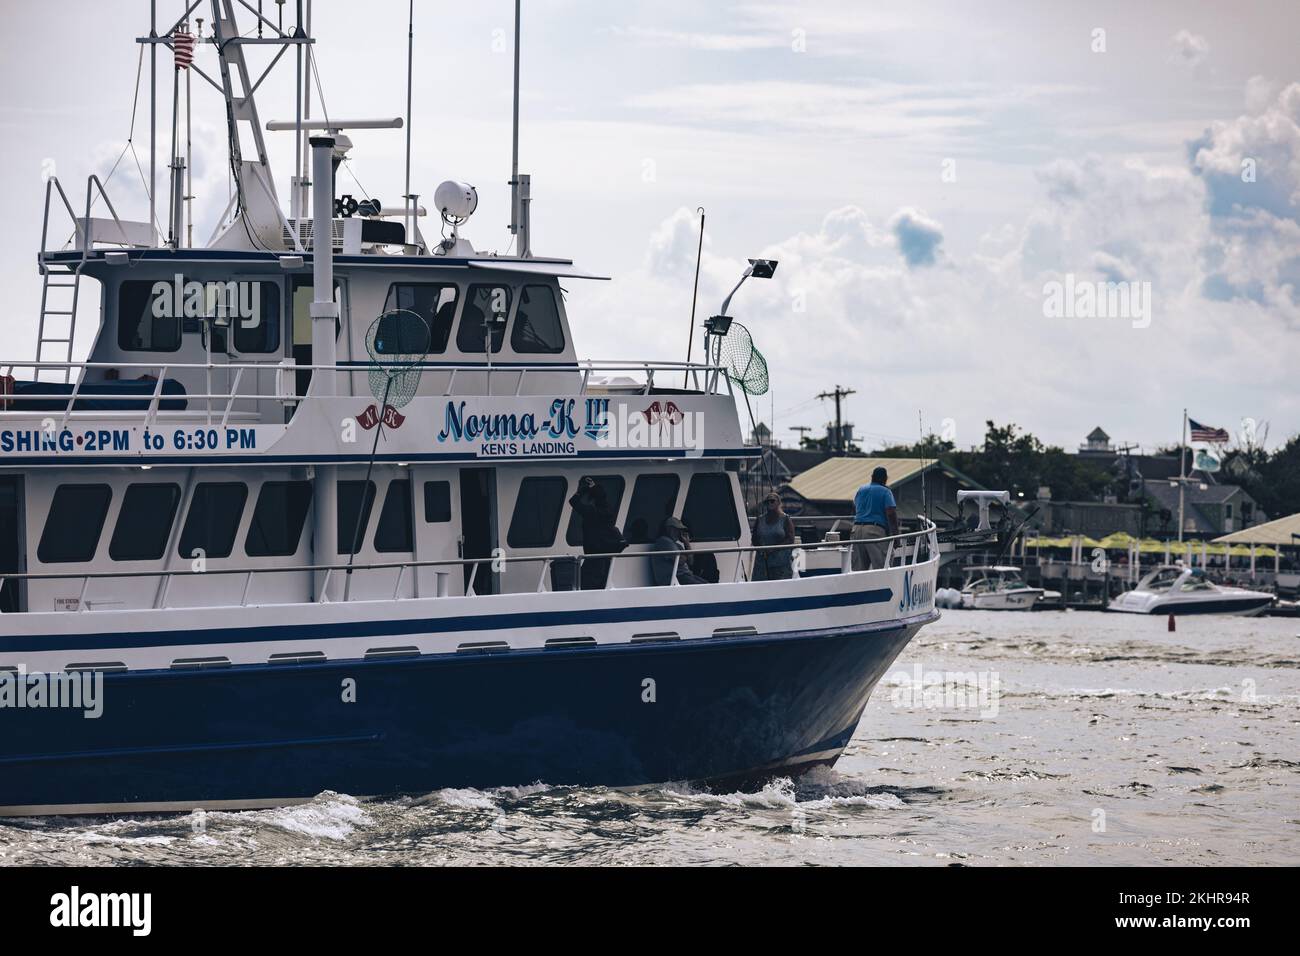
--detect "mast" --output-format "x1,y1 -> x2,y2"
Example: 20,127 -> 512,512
1178,408 -> 1187,543
149,0 -> 157,245
509,0 -> 531,257
403,0 -> 414,242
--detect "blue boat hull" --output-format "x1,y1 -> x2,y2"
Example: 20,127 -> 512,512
0,616 -> 930,814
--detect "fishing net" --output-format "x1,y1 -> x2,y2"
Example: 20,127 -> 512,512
716,321 -> 769,396
365,309 -> 430,409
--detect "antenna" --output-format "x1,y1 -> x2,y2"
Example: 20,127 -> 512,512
403,0 -> 415,243
508,0 -> 531,257
683,206 -> 705,387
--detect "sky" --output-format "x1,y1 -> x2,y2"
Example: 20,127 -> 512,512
2,0 -> 1298,453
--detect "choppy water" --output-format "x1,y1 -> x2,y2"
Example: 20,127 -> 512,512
2,611 -> 1296,866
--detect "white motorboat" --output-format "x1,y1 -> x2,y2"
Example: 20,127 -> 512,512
1108,565 -> 1274,616
958,566 -> 1044,611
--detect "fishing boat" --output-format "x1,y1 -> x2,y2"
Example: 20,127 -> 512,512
1107,565 -> 1273,616
0,1 -> 940,815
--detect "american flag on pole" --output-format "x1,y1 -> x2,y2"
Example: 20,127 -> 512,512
173,32 -> 196,70
1189,418 -> 1229,444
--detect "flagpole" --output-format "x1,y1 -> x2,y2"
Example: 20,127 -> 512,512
1178,407 -> 1187,544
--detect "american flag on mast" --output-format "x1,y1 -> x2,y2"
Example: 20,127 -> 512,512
173,31 -> 196,70
1189,418 -> 1229,444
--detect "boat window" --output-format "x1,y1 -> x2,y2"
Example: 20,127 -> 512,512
245,481 -> 313,557
507,476 -> 567,548
565,475 -> 626,546
623,474 -> 680,544
337,480 -> 377,555
117,281 -> 181,352
511,284 -> 565,354
375,479 -> 414,552
178,483 -> 248,560
423,481 -> 452,522
38,484 -> 112,563
682,473 -> 740,542
382,284 -> 457,354
456,284 -> 511,354
109,483 -> 181,561
291,279 -> 344,342
232,281 -> 283,353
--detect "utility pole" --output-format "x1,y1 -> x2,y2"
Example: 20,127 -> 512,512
816,386 -> 856,455
789,425 -> 813,448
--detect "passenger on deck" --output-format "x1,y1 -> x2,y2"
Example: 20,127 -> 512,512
752,492 -> 796,580
651,517 -> 707,586
852,467 -> 899,571
568,476 -> 625,590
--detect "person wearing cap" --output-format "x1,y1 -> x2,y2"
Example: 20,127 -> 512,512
651,516 -> 707,586
852,466 -> 898,571
752,492 -> 796,580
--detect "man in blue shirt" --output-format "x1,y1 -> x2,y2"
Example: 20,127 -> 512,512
852,466 -> 899,571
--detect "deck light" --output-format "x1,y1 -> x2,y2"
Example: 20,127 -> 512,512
279,254 -> 305,269
717,258 -> 779,319
105,251 -> 129,266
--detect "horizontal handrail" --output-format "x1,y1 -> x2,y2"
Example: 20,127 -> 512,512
0,521 -> 938,585
0,359 -> 728,374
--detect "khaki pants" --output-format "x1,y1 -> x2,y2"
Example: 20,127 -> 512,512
851,523 -> 889,571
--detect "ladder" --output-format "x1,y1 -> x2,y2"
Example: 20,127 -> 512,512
34,258 -> 82,384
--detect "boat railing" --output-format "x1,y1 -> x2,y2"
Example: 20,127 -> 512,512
39,174 -> 153,266
0,358 -> 733,428
0,521 -> 939,613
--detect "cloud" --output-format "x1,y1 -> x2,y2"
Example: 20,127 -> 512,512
606,26 -> 784,52
889,208 -> 944,268
1187,81 -> 1300,315
1171,29 -> 1209,68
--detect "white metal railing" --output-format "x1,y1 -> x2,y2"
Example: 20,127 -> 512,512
0,521 -> 940,613
0,358 -> 732,427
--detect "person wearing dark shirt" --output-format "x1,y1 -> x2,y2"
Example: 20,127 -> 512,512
651,517 -> 707,586
568,477 -> 624,589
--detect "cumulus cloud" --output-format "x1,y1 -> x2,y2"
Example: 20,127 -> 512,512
1171,29 -> 1209,68
568,78 -> 1300,451
889,207 -> 944,268
1187,81 -> 1300,315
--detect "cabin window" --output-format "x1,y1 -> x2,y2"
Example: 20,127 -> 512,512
565,475 -> 626,546
117,281 -> 181,352
456,284 -> 511,354
374,479 -> 414,553
511,284 -> 565,354
382,284 -> 457,354
423,481 -> 452,522
109,483 -> 181,561
337,480 -> 377,555
682,473 -> 740,542
38,484 -> 112,563
178,483 -> 248,560
506,476 -> 567,548
623,474 -> 680,544
232,281 -> 283,353
245,481 -> 313,557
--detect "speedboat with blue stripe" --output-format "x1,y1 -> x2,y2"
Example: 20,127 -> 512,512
0,1 -> 939,816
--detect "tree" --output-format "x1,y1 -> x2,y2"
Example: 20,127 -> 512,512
1231,434 -> 1300,520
